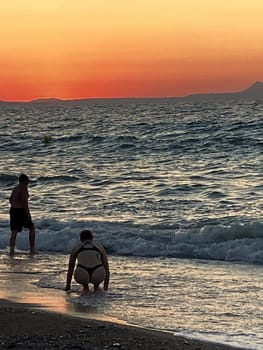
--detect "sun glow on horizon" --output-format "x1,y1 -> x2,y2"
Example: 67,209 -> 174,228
1,0 -> 263,101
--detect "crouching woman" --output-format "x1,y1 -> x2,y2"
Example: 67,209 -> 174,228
66,229 -> 110,293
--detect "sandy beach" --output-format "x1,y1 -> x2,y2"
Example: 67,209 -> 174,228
0,298 -> 244,350
0,252 -> 250,350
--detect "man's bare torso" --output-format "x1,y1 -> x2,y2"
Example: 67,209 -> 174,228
9,183 -> 29,209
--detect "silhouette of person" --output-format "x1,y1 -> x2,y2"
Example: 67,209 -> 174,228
9,173 -> 36,255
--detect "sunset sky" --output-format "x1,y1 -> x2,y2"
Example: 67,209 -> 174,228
1,0 -> 263,101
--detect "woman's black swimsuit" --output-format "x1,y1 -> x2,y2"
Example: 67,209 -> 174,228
76,242 -> 103,279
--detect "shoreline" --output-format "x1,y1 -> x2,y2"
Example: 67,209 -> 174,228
0,299 -> 244,350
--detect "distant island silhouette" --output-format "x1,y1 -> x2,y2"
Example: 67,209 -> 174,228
30,81 -> 263,103
1,81 -> 263,104
183,81 -> 263,101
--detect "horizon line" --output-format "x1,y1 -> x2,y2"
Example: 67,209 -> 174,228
1,80 -> 262,103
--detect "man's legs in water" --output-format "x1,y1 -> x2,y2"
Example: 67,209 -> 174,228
29,225 -> 36,254
9,230 -> 18,255
9,227 -> 35,255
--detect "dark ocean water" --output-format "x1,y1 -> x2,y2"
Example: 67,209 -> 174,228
0,99 -> 262,262
0,99 -> 262,348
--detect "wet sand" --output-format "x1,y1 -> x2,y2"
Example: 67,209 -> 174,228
0,253 -> 246,350
0,298 -> 244,350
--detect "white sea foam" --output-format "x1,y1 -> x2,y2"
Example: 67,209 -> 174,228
1,218 -> 262,265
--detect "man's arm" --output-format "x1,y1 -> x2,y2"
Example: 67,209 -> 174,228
22,187 -> 31,218
9,191 -> 13,205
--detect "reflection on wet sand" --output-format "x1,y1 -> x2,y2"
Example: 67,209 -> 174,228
0,253 -> 121,325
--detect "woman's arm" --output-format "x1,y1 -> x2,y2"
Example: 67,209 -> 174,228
101,247 -> 110,291
65,250 -> 76,291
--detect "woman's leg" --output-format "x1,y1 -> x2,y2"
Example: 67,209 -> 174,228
82,285 -> 90,293
74,267 -> 90,292
91,266 -> 106,291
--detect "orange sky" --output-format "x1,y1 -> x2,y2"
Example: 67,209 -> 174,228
1,0 -> 263,101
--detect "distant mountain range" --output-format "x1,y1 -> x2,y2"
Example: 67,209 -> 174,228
29,81 -> 263,103
1,81 -> 263,104
183,81 -> 263,101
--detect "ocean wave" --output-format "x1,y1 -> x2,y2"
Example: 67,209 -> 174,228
0,173 -> 18,185
1,101 -> 263,269
37,175 -> 80,183
0,218 -> 262,265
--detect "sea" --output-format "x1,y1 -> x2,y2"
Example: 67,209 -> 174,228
0,98 -> 262,349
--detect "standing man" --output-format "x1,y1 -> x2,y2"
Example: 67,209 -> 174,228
9,173 -> 36,255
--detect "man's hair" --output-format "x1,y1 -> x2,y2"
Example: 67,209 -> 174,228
19,173 -> 29,183
80,229 -> 93,241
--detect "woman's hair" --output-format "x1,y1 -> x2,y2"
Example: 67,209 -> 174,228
80,229 -> 93,241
